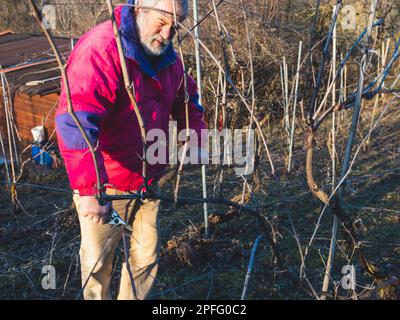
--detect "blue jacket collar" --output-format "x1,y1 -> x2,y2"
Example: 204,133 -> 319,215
119,3 -> 177,80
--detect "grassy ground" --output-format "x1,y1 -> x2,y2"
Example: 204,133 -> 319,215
0,103 -> 399,300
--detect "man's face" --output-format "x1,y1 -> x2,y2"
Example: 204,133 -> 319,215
136,0 -> 185,56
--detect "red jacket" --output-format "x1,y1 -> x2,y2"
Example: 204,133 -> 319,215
55,5 -> 206,196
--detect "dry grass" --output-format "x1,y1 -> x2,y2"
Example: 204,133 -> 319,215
1,0 -> 400,300
0,100 -> 399,299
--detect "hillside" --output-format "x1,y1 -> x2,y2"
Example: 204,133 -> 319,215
0,0 -> 400,300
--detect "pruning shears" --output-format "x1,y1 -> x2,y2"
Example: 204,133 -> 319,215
108,209 -> 133,232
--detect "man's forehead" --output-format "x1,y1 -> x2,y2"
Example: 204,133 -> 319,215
149,1 -> 186,22
153,9 -> 180,21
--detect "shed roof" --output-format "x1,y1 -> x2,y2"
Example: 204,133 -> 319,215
0,31 -> 72,96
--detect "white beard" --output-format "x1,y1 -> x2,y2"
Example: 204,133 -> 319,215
136,13 -> 171,56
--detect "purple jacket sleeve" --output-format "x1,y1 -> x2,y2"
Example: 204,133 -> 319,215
55,36 -> 121,196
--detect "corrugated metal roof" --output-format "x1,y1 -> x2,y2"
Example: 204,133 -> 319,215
0,32 -> 72,96
0,32 -> 72,143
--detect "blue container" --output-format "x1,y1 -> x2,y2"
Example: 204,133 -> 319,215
31,145 -> 53,168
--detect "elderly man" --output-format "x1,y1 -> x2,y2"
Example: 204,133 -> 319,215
55,0 -> 206,300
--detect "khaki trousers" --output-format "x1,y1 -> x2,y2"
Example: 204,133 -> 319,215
73,189 -> 161,300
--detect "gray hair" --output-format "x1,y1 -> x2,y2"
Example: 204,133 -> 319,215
139,0 -> 189,19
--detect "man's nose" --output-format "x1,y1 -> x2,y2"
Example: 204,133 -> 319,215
160,25 -> 173,41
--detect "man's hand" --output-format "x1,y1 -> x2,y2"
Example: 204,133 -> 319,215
73,194 -> 110,225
